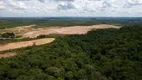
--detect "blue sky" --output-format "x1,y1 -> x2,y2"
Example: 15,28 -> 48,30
0,0 -> 142,17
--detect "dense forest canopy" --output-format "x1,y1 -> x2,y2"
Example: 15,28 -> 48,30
0,25 -> 142,80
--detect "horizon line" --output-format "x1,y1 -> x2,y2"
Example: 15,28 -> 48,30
0,16 -> 142,18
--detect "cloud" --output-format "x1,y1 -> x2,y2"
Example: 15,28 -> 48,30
38,0 -> 74,3
57,2 -> 75,10
123,0 -> 142,8
0,0 -> 142,17
3,0 -> 28,10
38,0 -> 45,3
0,1 -> 6,9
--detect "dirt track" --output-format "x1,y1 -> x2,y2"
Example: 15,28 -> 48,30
0,38 -> 55,52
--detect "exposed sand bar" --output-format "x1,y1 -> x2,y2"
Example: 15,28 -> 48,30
0,38 -> 55,52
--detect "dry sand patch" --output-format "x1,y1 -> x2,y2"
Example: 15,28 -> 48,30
0,38 -> 55,52
0,24 -> 120,38
0,52 -> 17,58
22,24 -> 120,38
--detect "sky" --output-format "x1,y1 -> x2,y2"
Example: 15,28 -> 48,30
0,0 -> 142,17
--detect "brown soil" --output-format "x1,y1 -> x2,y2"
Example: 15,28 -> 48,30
0,25 -> 35,36
0,52 -> 17,58
0,38 -> 55,52
22,24 -> 120,38
0,24 -> 120,38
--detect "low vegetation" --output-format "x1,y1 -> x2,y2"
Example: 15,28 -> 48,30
0,17 -> 142,29
0,32 -> 15,39
0,25 -> 142,80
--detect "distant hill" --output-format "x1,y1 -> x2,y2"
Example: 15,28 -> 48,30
0,17 -> 142,29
